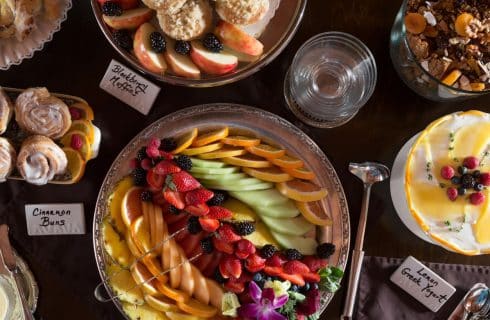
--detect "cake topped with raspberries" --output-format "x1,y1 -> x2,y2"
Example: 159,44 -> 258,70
102,127 -> 344,320
405,110 -> 490,255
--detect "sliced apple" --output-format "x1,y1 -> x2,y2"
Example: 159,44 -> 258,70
177,297 -> 218,318
144,294 -> 180,313
191,265 -> 210,305
177,247 -> 194,296
164,37 -> 201,79
134,23 -> 167,74
169,240 -> 182,289
143,256 -> 168,284
154,280 -> 190,303
190,41 -> 238,75
154,205 -> 165,255
103,7 -> 153,30
226,47 -> 260,63
205,279 -> 224,309
130,262 -> 160,296
131,216 -> 153,256
161,227 -> 171,270
121,187 -> 144,228
215,20 -> 264,56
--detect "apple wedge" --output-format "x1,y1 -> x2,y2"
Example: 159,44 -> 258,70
191,265 -> 210,305
103,7 -> 153,30
190,41 -> 238,75
169,240 -> 182,289
164,38 -> 201,79
177,247 -> 194,297
134,23 -> 167,74
215,20 -> 264,56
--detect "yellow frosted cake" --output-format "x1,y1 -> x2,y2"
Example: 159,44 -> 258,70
405,110 -> 490,255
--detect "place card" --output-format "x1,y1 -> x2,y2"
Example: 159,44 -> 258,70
99,59 -> 160,115
25,203 -> 86,236
390,256 -> 456,312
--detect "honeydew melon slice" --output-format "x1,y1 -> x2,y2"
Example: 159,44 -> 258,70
202,182 -> 273,191
254,201 -> 299,219
189,166 -> 240,174
200,177 -> 265,187
270,232 -> 318,255
229,189 -> 290,207
190,158 -> 228,168
191,172 -> 248,181
260,215 -> 314,236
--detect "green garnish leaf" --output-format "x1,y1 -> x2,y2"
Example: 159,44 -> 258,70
318,267 -> 344,293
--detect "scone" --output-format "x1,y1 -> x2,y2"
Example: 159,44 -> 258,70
142,0 -> 186,14
215,0 -> 269,26
157,0 -> 212,41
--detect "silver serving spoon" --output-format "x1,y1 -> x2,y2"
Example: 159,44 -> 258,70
462,287 -> 489,320
341,162 -> 390,319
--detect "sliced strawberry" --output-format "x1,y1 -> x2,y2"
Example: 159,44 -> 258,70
159,150 -> 173,160
207,206 -> 233,219
217,224 -> 241,243
203,252 -> 222,277
184,203 -> 210,216
185,189 -> 214,205
266,254 -> 286,267
302,272 -> 321,283
182,232 -> 204,258
302,256 -> 328,273
163,190 -> 185,210
154,160 -> 181,175
170,172 -> 200,192
245,253 -> 266,273
212,236 -> 234,255
219,255 -> 242,279
280,272 -> 306,286
194,251 -> 214,271
225,278 -> 245,293
147,169 -> 164,191
198,218 -> 220,232
168,215 -> 189,237
162,206 -> 187,225
235,239 -> 256,259
283,260 -> 310,276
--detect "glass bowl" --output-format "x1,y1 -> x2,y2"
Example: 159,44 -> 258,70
389,0 -> 490,101
90,0 -> 307,87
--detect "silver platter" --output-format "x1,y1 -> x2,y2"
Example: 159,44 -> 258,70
93,104 -> 350,318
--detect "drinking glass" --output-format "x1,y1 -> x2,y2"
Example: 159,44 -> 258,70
284,32 -> 377,128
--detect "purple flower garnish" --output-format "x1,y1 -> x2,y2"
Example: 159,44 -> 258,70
238,281 -> 288,320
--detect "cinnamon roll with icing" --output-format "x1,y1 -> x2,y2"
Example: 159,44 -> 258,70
17,135 -> 67,185
0,87 -> 13,134
0,138 -> 16,182
15,87 -> 72,139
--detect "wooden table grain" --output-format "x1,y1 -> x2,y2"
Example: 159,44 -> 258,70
1,1 -> 489,319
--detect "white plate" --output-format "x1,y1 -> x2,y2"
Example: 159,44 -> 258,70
0,0 -> 72,70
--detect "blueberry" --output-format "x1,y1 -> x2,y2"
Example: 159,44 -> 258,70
458,187 -> 467,196
301,283 -> 310,292
475,183 -> 484,191
253,273 -> 263,282
311,283 -> 319,290
451,176 -> 461,185
458,166 -> 468,175
290,284 -> 299,292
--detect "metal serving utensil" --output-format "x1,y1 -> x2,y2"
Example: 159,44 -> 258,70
462,286 -> 490,320
341,162 -> 390,319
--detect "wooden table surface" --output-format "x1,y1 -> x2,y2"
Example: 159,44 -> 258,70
1,1 -> 489,319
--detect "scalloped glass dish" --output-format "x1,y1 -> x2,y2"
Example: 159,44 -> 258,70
0,0 -> 72,70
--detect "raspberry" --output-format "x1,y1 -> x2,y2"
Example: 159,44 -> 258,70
470,192 -> 485,205
446,187 -> 458,201
71,134 -> 83,150
440,165 -> 455,180
463,156 -> 479,170
316,243 -> 336,259
149,138 -> 161,149
140,158 -> 153,170
69,107 -> 81,120
146,146 -> 160,159
480,173 -> 490,186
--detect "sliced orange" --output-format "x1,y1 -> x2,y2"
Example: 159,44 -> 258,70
177,298 -> 218,318
143,256 -> 168,284
70,102 -> 94,121
69,120 -> 95,144
283,166 -> 316,181
276,180 -> 328,202
191,127 -> 229,147
126,229 -> 142,256
62,147 -> 86,184
171,128 -> 198,154
222,153 -> 271,168
144,294 -> 180,313
180,142 -> 223,156
271,154 -> 304,169
246,143 -> 285,159
243,166 -> 293,182
221,135 -> 260,147
60,130 -> 92,160
296,201 -> 333,226
130,216 -> 153,256
154,281 -> 190,303
121,187 -> 144,228
197,146 -> 246,160
108,176 -> 134,233
130,262 -> 160,296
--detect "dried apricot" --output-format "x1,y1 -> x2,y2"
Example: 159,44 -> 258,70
442,70 -> 462,86
405,12 -> 426,34
455,13 -> 474,37
423,25 -> 438,37
470,83 -> 485,91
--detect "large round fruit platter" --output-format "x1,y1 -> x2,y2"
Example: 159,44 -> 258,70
93,104 -> 350,320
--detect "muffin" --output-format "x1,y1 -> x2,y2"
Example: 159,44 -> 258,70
215,0 -> 269,26
157,0 -> 212,41
141,0 -> 187,14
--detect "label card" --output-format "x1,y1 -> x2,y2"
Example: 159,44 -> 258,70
99,59 -> 160,115
25,203 -> 86,236
390,256 -> 456,312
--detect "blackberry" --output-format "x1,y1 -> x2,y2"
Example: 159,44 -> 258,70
316,242 -> 336,259
140,190 -> 153,202
169,205 -> 181,215
260,245 -> 277,259
136,147 -> 147,161
234,221 -> 255,236
174,155 -> 192,171
160,138 -> 177,152
473,170 -> 481,178
175,40 -> 191,55
187,216 -> 202,234
214,268 -> 227,284
461,174 -> 476,189
200,237 -> 214,254
113,30 -> 133,50
150,32 -> 166,53
207,190 -> 228,206
202,33 -> 223,52
284,248 -> 303,261
132,168 -> 146,186
102,2 -> 122,16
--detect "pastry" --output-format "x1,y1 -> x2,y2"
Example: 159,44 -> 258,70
0,137 -> 15,182
0,87 -> 13,134
17,135 -> 67,185
15,87 -> 72,139
405,110 -> 490,255
215,0 -> 269,26
157,0 -> 212,41
0,0 -> 42,40
0,0 -> 16,38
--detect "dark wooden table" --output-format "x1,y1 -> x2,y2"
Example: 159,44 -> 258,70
1,1 -> 489,319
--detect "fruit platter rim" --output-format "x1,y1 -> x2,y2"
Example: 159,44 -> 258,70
92,103 -> 350,318
89,0 -> 307,87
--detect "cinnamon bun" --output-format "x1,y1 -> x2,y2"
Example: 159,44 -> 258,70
0,87 -> 13,134
0,137 -> 15,182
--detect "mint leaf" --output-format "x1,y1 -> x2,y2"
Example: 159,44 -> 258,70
307,313 -> 320,320
318,267 -> 344,293
279,291 -> 305,320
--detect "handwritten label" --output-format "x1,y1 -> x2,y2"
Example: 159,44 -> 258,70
390,256 -> 456,312
99,59 -> 160,115
25,203 -> 85,236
